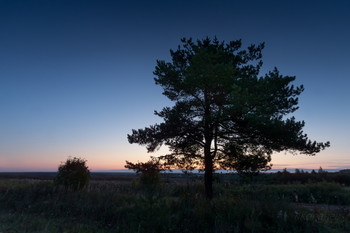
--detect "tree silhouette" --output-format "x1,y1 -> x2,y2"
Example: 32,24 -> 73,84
128,37 -> 330,199
55,157 -> 90,191
125,157 -> 166,186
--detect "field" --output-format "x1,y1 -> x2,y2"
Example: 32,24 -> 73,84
0,172 -> 350,232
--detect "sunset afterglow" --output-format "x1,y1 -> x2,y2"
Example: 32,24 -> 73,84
1,0 -> 349,172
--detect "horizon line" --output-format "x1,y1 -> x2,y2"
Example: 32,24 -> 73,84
0,168 -> 348,173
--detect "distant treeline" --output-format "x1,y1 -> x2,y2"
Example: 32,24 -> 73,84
223,168 -> 350,186
268,168 -> 350,185
1,169 -> 350,186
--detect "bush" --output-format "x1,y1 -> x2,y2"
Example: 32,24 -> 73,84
125,157 -> 165,186
55,157 -> 90,191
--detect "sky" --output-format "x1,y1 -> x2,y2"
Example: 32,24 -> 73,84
0,0 -> 349,172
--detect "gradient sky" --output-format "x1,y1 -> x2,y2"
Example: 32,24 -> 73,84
1,0 -> 349,172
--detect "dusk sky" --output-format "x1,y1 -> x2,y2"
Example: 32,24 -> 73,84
1,0 -> 349,172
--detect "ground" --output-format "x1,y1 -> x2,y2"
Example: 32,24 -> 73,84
0,172 -> 349,232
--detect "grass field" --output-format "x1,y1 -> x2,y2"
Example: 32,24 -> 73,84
0,172 -> 350,232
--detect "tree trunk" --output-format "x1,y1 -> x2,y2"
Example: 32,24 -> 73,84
204,143 -> 213,199
203,89 -> 213,199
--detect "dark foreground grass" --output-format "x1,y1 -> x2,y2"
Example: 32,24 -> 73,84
0,178 -> 349,233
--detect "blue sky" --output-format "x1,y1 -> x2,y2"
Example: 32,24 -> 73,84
0,0 -> 349,171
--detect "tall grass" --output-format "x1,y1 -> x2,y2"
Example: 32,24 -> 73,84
0,178 -> 349,233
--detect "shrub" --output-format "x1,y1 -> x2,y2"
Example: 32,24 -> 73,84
55,157 -> 90,191
125,157 -> 165,186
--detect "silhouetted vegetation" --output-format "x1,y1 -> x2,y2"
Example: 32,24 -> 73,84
54,157 -> 91,191
270,168 -> 350,186
127,37 -> 330,198
1,172 -> 350,232
125,157 -> 166,187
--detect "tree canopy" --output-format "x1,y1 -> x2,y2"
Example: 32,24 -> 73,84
55,157 -> 90,191
127,37 -> 330,198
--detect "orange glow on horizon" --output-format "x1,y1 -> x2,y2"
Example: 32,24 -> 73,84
0,147 -> 347,172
